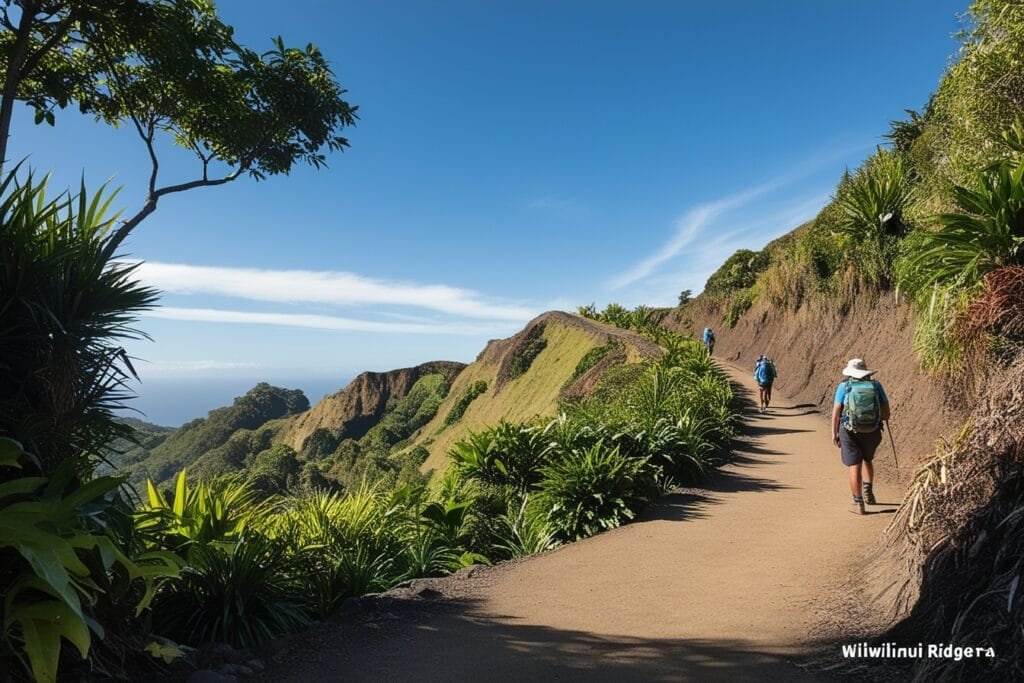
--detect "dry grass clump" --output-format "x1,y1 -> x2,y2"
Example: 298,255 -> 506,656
759,259 -> 808,310
957,265 -> 1024,344
883,350 -> 1024,681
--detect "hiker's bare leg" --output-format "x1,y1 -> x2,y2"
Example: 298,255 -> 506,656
848,463 -> 862,497
766,386 -> 772,407
861,459 -> 874,485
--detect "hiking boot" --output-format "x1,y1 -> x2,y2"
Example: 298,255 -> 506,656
862,482 -> 876,505
850,495 -> 865,515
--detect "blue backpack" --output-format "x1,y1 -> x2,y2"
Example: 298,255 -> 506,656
843,379 -> 880,433
754,360 -> 775,384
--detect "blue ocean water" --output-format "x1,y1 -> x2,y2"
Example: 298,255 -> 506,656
118,376 -> 350,428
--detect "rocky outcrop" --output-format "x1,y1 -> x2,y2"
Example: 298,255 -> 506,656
279,361 -> 466,452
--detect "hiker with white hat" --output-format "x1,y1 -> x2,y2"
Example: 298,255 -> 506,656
831,358 -> 890,515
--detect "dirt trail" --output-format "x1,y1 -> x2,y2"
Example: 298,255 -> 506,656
257,365 -> 899,681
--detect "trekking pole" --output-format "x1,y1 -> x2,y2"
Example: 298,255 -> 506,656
885,420 -> 900,474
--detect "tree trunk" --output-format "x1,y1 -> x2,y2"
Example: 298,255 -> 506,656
0,4 -> 38,177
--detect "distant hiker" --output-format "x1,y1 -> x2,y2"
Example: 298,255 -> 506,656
753,355 -> 777,413
831,359 -> 890,515
702,327 -> 715,354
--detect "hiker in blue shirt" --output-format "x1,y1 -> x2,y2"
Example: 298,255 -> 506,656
753,355 -> 777,414
702,327 -> 715,354
831,358 -> 890,515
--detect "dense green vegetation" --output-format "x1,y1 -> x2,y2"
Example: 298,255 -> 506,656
577,302 -> 671,338
444,380 -> 489,426
0,178 -> 180,681
704,249 -> 771,295
119,371 -> 457,500
119,383 -> 310,486
569,341 -> 617,381
504,324 -> 549,380
450,326 -> 735,547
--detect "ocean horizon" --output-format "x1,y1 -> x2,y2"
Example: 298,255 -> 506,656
118,376 -> 352,428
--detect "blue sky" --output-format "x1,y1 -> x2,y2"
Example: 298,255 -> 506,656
9,0 -> 965,393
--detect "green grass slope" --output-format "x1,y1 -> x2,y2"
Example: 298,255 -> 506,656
410,311 -> 662,475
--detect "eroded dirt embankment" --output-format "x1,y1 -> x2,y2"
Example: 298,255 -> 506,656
667,296 -> 966,479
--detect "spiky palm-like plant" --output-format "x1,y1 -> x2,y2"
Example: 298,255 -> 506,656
532,443 -> 649,542
153,533 -> 310,648
837,149 -> 912,243
492,497 -> 559,559
135,469 -> 270,550
0,170 -> 157,474
911,158 -> 1024,292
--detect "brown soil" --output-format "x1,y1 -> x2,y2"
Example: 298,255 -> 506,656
255,366 -> 899,681
668,296 -> 967,482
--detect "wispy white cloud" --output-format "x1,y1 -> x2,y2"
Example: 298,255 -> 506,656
144,307 -> 521,336
607,140 -> 869,292
605,192 -> 830,307
128,262 -> 536,322
141,359 -> 262,375
607,181 -> 777,290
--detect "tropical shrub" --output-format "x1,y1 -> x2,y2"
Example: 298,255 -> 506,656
0,172 -> 158,475
907,157 -> 1024,294
0,439 -> 179,682
531,443 -> 650,542
837,149 -> 912,243
136,470 -> 269,551
833,149 -> 914,289
449,421 -> 554,493
491,498 -> 560,559
262,490 -> 395,617
704,248 -> 770,295
152,533 -> 309,648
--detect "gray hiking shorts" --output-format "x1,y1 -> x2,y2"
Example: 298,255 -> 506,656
839,427 -> 882,466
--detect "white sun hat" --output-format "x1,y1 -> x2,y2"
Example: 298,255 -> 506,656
842,358 -> 875,379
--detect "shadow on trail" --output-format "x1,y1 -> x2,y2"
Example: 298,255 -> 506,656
258,594 -> 824,682
709,468 -> 791,495
743,425 -> 814,437
639,489 -> 712,523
